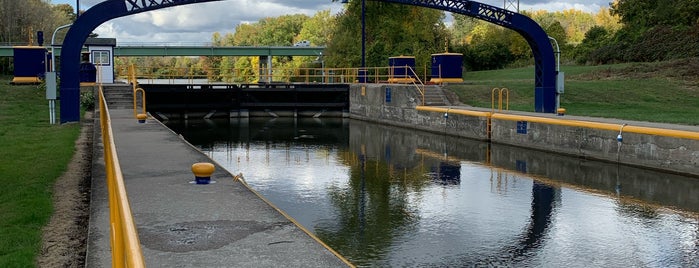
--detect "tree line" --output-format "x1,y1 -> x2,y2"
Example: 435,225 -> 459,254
0,0 -> 74,45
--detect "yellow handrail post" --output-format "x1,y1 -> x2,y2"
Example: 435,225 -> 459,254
498,89 -> 503,111
133,88 -> 146,119
501,88 -> 509,111
129,64 -> 138,92
491,88 -> 510,112
491,88 -> 498,113
406,66 -> 426,105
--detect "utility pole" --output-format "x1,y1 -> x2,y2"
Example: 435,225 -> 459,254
361,0 -> 366,68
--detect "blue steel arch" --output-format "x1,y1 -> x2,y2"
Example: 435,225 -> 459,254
374,0 -> 556,113
59,0 -> 224,122
60,0 -> 556,122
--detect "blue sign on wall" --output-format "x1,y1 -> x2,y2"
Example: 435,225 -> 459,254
517,121 -> 528,134
385,87 -> 392,103
516,160 -> 528,173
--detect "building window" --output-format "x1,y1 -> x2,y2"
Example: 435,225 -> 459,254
92,50 -> 111,66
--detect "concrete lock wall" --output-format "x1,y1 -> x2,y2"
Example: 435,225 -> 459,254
490,118 -> 699,176
349,84 -> 489,140
349,84 -> 699,177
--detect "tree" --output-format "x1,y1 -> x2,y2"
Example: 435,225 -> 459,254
612,0 -> 698,30
297,10 -> 336,47
325,1 -> 448,69
574,26 -> 611,64
256,14 -> 308,46
0,0 -> 72,45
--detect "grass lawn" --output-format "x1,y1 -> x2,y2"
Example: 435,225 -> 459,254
0,76 -> 80,267
445,59 -> 699,125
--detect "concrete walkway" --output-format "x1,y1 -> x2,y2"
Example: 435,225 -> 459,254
86,108 -> 351,267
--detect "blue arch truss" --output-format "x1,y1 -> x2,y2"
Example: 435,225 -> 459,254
59,0 -> 557,123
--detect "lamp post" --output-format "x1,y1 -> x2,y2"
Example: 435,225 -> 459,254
47,23 -> 73,125
548,36 -> 562,111
51,24 -> 73,73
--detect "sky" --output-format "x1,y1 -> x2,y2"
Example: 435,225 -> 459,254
52,0 -> 611,44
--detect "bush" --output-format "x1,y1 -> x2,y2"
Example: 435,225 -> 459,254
578,24 -> 699,64
80,90 -> 95,110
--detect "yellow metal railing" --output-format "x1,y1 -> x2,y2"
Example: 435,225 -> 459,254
117,64 -> 431,105
98,85 -> 146,268
127,64 -> 147,119
404,66 -> 426,105
491,88 -> 509,113
128,64 -> 138,91
118,64 -> 433,106
115,65 -> 437,85
133,87 -> 146,119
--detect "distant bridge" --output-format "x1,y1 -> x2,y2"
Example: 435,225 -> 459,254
0,45 -> 325,57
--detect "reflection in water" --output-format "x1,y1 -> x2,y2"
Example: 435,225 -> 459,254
165,117 -> 699,267
513,183 -> 556,257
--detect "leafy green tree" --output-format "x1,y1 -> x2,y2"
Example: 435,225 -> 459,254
256,14 -> 308,46
53,4 -> 76,22
594,7 -> 622,32
450,15 -> 479,46
574,26 -> 610,64
230,23 -> 261,46
325,1 -> 448,69
464,24 -> 516,70
0,0 -> 72,44
298,10 -> 335,46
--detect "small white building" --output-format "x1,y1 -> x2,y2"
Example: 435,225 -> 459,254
85,38 -> 116,83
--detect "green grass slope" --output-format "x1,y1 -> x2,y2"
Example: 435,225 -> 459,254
0,76 -> 80,267
445,58 -> 699,125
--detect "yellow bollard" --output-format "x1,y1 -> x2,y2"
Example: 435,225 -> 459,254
557,108 -> 566,116
136,113 -> 147,123
191,163 -> 215,184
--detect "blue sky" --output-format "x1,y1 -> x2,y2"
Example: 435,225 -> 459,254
50,0 -> 612,44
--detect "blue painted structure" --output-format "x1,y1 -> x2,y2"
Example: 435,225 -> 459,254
60,0 -> 556,122
389,56 -> 416,79
431,52 -> 463,81
12,46 -> 48,84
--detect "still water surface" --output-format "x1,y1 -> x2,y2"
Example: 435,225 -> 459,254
165,117 -> 699,267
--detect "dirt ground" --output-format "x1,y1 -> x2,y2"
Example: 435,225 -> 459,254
36,112 -> 93,267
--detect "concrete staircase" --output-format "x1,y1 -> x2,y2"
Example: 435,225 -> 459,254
101,84 -> 136,110
420,85 -> 450,106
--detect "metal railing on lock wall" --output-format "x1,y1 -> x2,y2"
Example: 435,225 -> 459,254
116,64 -> 429,105
491,88 -> 509,112
127,64 -> 147,119
98,85 -> 146,268
116,65 -> 439,85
